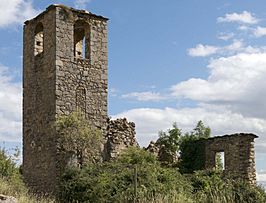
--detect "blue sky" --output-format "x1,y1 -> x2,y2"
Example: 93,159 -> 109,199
1,0 -> 266,181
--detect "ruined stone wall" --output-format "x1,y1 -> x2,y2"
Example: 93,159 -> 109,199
104,118 -> 139,161
146,141 -> 160,157
23,7 -> 57,193
204,133 -> 257,184
54,5 -> 108,130
146,140 -> 178,164
23,5 -> 108,194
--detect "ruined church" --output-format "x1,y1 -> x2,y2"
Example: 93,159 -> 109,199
23,4 -> 258,194
23,4 -> 138,193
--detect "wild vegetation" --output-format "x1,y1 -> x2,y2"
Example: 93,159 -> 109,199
56,111 -> 102,166
0,112 -> 265,202
0,148 -> 55,202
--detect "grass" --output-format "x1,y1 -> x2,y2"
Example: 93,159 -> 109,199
0,178 -> 55,203
1,176 -> 265,203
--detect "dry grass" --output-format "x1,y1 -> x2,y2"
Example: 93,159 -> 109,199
0,178 -> 55,203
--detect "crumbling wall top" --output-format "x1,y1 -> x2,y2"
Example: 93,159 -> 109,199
205,133 -> 258,141
24,4 -> 108,25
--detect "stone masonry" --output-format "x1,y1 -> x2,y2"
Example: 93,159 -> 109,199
23,4 -> 108,194
147,133 -> 257,184
146,140 -> 178,164
104,118 -> 139,161
203,133 -> 258,184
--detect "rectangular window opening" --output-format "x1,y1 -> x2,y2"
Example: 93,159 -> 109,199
215,151 -> 225,171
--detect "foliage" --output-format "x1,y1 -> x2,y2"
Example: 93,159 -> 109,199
178,135 -> 206,173
178,121 -> 214,173
59,147 -> 192,203
191,120 -> 211,139
157,122 -> 181,165
0,178 -> 55,203
0,148 -> 19,179
0,148 -> 56,202
56,111 -> 102,166
189,170 -> 266,203
0,147 -> 27,195
59,146 -> 266,203
0,145 -> 265,203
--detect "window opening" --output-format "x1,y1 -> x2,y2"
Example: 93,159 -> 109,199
34,23 -> 44,56
215,151 -> 225,170
74,21 -> 89,59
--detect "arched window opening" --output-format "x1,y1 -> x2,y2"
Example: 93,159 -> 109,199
74,21 -> 89,59
76,86 -> 86,114
34,23 -> 44,56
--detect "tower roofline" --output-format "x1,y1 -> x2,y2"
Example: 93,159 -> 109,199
24,4 -> 108,25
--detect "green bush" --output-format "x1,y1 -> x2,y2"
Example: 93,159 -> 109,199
1,145 -> 264,203
189,170 -> 266,203
178,121 -> 224,173
56,111 -> 102,166
59,146 -> 266,203
0,148 -> 19,179
59,147 -> 192,202
0,148 -> 55,202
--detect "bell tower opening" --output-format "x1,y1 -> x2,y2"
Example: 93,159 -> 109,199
34,23 -> 43,56
23,4 -> 108,194
74,20 -> 89,59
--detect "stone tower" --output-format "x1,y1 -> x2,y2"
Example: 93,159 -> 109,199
23,4 -> 108,193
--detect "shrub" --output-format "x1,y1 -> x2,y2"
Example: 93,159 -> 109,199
56,111 -> 102,167
59,147 -> 192,202
0,148 -> 56,202
0,148 -> 19,179
189,170 -> 266,203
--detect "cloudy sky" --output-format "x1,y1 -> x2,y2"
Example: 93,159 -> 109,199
1,0 -> 266,181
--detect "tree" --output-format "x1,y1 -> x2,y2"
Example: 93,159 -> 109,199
157,122 -> 181,165
56,111 -> 102,168
179,121 -> 211,173
191,120 -> 211,138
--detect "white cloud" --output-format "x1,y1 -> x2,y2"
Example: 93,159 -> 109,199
188,40 -> 245,57
217,33 -> 235,41
0,65 -> 22,142
238,25 -> 250,31
109,88 -> 119,97
225,39 -> 243,51
254,26 -> 266,37
0,0 -> 38,28
217,11 -> 259,24
171,52 -> 266,119
111,10 -> 266,172
257,171 -> 266,182
113,106 -> 266,148
74,0 -> 92,9
122,91 -> 166,102
188,44 -> 219,57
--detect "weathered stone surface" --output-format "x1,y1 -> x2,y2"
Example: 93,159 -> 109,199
23,4 -> 138,195
147,133 -> 258,184
146,140 -> 178,164
203,133 -> 258,185
0,195 -> 18,203
23,4 -> 108,194
104,118 -> 139,161
146,141 -> 160,156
